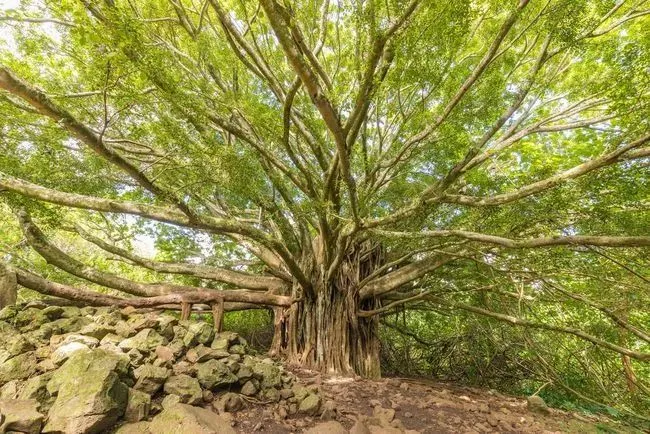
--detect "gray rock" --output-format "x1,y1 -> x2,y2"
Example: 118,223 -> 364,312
163,375 -> 202,405
51,341 -> 90,366
241,380 -> 258,396
0,352 -> 38,384
42,306 -> 64,320
0,322 -> 33,363
0,379 -> 20,398
186,345 -> 230,363
298,393 -> 321,416
253,362 -> 282,389
183,322 -> 214,347
526,395 -> 550,414
133,364 -> 170,395
114,421 -> 152,434
196,359 -> 238,390
44,349 -> 129,434
236,365 -> 253,383
215,392 -> 244,412
148,403 -> 236,434
161,394 -> 181,409
61,333 -> 100,348
260,387 -> 281,402
305,421 -> 348,434
79,322 -> 116,340
125,388 -> 151,422
0,399 -> 44,434
119,329 -> 167,353
18,373 -> 54,412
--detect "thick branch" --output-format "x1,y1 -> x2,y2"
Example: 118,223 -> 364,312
374,229 -> 650,248
75,226 -> 287,292
14,267 -> 291,307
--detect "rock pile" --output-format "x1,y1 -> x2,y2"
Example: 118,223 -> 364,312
0,303 -> 323,434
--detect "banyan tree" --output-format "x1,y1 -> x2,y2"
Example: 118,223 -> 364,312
0,0 -> 648,379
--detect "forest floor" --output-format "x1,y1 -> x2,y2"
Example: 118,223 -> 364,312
229,367 -> 640,434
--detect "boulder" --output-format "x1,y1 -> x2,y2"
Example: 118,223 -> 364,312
0,399 -> 44,434
298,393 -> 321,416
115,421 -> 152,434
0,352 -> 38,384
79,322 -> 116,340
161,394 -> 182,409
214,392 -> 244,412
44,349 -> 130,434
18,373 -> 54,412
0,322 -> 33,363
61,333 -> 100,348
253,362 -> 282,389
163,375 -> 202,405
14,308 -> 48,331
186,345 -> 230,363
305,421 -> 348,434
0,380 -> 20,399
236,365 -> 253,383
526,395 -> 550,414
196,359 -> 238,390
183,322 -> 214,347
133,364 -> 170,395
241,380 -> 258,396
119,328 -> 167,353
148,403 -> 236,434
51,342 -> 90,366
125,388 -> 151,422
41,306 -> 64,320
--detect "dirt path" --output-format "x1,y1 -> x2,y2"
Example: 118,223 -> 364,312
230,368 -> 640,434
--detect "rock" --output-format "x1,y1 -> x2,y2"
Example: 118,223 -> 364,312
125,388 -> 151,422
114,421 -> 152,434
115,322 -> 137,338
155,315 -> 178,340
214,392 -> 244,412
210,332 -> 238,350
51,341 -> 90,366
253,362 -> 282,389
373,406 -> 396,423
0,352 -> 38,384
187,345 -> 230,363
350,420 -> 372,434
279,388 -> 294,400
133,364 -> 170,395
164,375 -> 202,405
42,306 -> 64,320
100,333 -> 123,346
292,385 -> 311,402
236,365 -> 253,382
0,305 -> 18,321
228,344 -> 245,355
61,306 -> 82,318
320,400 -> 337,420
155,345 -> 175,362
0,379 -> 20,398
298,393 -> 321,416
526,395 -> 550,414
0,322 -> 33,363
183,322 -> 215,347
62,333 -> 100,348
202,389 -> 214,402
18,373 -> 53,411
79,323 -> 116,340
197,359 -> 238,390
44,349 -> 129,434
260,387 -> 280,402
119,328 -> 167,353
0,399 -> 44,434
241,380 -> 258,396
148,403 -> 236,434
127,348 -> 146,366
14,308 -> 48,331
172,360 -> 196,376
305,421 -> 348,434
161,394 -> 182,409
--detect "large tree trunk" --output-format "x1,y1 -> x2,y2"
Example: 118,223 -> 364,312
271,240 -> 383,378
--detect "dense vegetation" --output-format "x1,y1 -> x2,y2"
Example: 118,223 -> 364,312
0,0 -> 648,423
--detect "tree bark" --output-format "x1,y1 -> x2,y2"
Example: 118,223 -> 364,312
275,241 -> 384,378
0,263 -> 17,309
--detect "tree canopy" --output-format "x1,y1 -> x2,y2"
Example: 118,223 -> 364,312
0,0 -> 649,415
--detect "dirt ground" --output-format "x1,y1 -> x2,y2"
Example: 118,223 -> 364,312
228,368 -> 641,434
